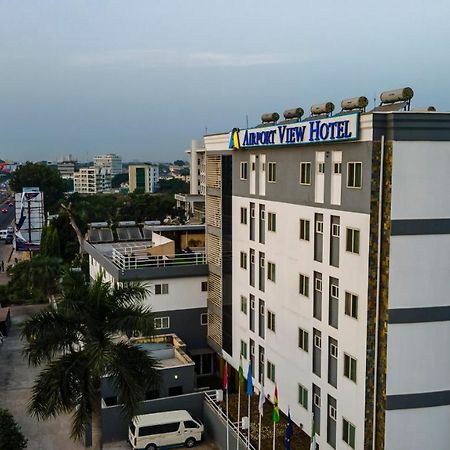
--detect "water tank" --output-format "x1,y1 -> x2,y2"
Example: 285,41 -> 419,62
283,107 -> 304,119
341,96 -> 369,111
380,87 -> 414,104
311,102 -> 335,115
261,112 -> 280,123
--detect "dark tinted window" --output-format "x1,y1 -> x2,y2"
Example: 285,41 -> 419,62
139,422 -> 180,436
184,421 -> 199,429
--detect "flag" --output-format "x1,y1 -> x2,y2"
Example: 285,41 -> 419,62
272,385 -> 280,423
239,356 -> 245,384
228,128 -> 241,149
258,385 -> 265,416
284,408 -> 293,450
223,362 -> 228,390
246,364 -> 253,396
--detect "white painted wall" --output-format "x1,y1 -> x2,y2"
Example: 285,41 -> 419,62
230,195 -> 370,449
391,141 -> 450,219
385,406 -> 450,450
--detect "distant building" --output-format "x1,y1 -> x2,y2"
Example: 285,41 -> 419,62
73,167 -> 111,194
128,164 -> 159,193
57,155 -> 78,179
94,153 -> 122,177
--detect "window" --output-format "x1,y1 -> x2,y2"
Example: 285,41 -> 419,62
300,162 -> 312,185
315,277 -> 322,292
343,419 -> 356,449
200,313 -> 208,325
267,361 -> 276,382
299,274 -> 310,297
268,162 -> 277,182
298,328 -> 309,352
330,342 -> 338,359
300,219 -> 310,241
317,162 -> 325,174
267,310 -> 276,332
240,162 -> 248,180
155,283 -> 169,295
184,421 -> 200,429
240,207 -> 248,224
201,281 -> 208,292
332,223 -> 340,238
331,284 -> 339,299
316,220 -> 324,234
346,228 -> 360,254
334,162 -> 342,174
314,333 -> 322,349
329,404 -> 337,421
347,162 -> 362,188
344,354 -> 357,382
314,392 -> 321,408
240,340 -> 248,359
154,317 -> 170,330
268,212 -> 276,232
298,384 -> 308,410
345,292 -> 358,319
267,262 -> 276,282
240,251 -> 248,269
240,295 -> 248,315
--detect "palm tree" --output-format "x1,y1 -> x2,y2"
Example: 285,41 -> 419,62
21,271 -> 160,450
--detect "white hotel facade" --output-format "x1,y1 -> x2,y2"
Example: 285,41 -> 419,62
204,99 -> 450,450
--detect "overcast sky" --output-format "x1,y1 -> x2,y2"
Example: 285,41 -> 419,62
0,0 -> 449,162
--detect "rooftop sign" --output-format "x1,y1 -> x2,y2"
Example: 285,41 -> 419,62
229,112 -> 359,149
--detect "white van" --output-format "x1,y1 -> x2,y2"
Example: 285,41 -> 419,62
128,410 -> 204,450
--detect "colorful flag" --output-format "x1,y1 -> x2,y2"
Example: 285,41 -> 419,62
272,385 -> 280,423
284,408 -> 293,450
246,364 -> 253,396
239,356 -> 245,384
228,128 -> 241,149
223,362 -> 228,390
258,384 -> 266,416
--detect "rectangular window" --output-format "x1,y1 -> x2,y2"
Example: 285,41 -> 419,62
300,219 -> 310,241
298,328 -> 309,352
316,220 -> 324,234
267,262 -> 276,282
240,251 -> 248,269
240,162 -> 248,180
201,281 -> 208,292
298,384 -> 308,410
317,162 -> 325,173
155,283 -> 169,295
268,212 -> 276,232
240,295 -> 248,315
334,162 -> 342,174
329,404 -> 337,421
344,354 -> 357,383
330,342 -> 338,359
240,207 -> 248,224
300,162 -> 312,185
347,162 -> 362,188
315,277 -> 322,292
314,392 -> 321,408
267,310 -> 276,333
346,228 -> 360,254
240,340 -> 248,359
345,292 -> 358,319
314,333 -> 322,349
200,313 -> 208,325
299,274 -> 310,297
343,418 -> 356,449
268,162 -> 277,182
331,283 -> 339,299
154,316 -> 170,330
332,223 -> 340,238
267,361 -> 276,382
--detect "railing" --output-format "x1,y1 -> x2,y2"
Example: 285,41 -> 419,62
111,249 -> 207,270
204,390 -> 256,450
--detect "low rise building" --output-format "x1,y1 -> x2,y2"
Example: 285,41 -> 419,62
73,167 -> 111,194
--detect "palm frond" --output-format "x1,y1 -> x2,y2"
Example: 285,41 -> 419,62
106,304 -> 155,337
110,282 -> 150,308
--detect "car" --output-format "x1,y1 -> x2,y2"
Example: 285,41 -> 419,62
5,235 -> 13,245
1,208 -> 7,214
8,203 -> 13,207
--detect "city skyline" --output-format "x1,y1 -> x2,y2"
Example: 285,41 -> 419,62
1,0 -> 450,161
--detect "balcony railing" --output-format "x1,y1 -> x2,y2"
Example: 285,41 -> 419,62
111,249 -> 207,270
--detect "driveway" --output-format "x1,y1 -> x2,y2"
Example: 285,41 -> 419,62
0,305 -> 218,450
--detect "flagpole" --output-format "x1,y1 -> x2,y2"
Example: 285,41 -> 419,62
226,387 -> 229,450
272,421 -> 276,450
236,381 -> 241,450
247,396 -> 251,450
258,411 -> 262,450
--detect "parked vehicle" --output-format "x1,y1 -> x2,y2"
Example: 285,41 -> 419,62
128,410 -> 203,450
1,208 -> 7,214
0,230 -> 7,240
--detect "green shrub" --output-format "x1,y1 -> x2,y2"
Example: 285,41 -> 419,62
0,409 -> 27,450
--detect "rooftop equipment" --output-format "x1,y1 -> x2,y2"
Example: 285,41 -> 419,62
261,112 -> 280,123
283,107 -> 304,120
380,87 -> 414,110
341,96 -> 369,112
310,102 -> 335,117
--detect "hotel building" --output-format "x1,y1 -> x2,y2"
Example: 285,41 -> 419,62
204,90 -> 450,450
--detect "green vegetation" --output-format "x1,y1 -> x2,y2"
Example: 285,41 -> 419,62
22,272 -> 159,450
158,178 -> 189,194
0,409 -> 28,450
111,173 -> 129,188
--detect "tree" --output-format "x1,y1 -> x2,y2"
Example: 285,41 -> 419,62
40,225 -> 60,258
22,272 -> 160,450
173,159 -> 185,166
0,409 -> 28,450
10,162 -> 66,214
158,179 -> 189,194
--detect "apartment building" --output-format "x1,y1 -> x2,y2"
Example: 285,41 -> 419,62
128,164 -> 159,193
204,90 -> 450,450
57,155 -> 77,179
73,167 -> 111,194
94,153 -> 122,177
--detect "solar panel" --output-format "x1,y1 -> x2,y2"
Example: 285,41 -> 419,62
99,228 -> 114,242
88,228 -> 101,243
116,228 -> 130,241
142,228 -> 153,240
127,227 -> 142,240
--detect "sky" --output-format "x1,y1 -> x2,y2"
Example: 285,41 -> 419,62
0,0 -> 449,163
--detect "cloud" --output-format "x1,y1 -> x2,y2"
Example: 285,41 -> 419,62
66,48 -> 291,68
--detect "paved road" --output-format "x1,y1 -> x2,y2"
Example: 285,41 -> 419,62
0,193 -> 15,230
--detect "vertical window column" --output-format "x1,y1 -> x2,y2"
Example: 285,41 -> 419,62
314,213 -> 324,262
258,299 -> 265,339
259,204 -> 265,244
313,272 -> 322,320
330,216 -> 340,268
313,328 -> 322,377
329,277 -> 339,329
259,252 -> 265,292
315,151 -> 325,203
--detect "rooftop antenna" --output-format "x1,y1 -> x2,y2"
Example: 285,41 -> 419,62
205,126 -> 208,135
246,114 -> 249,129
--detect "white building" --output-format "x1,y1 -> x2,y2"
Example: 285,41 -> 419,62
204,89 -> 450,450
73,167 -> 111,194
128,164 -> 159,193
94,153 -> 122,177
57,155 -> 77,179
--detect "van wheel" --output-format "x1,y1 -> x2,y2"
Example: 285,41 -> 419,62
185,437 -> 196,448
145,444 -> 157,450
